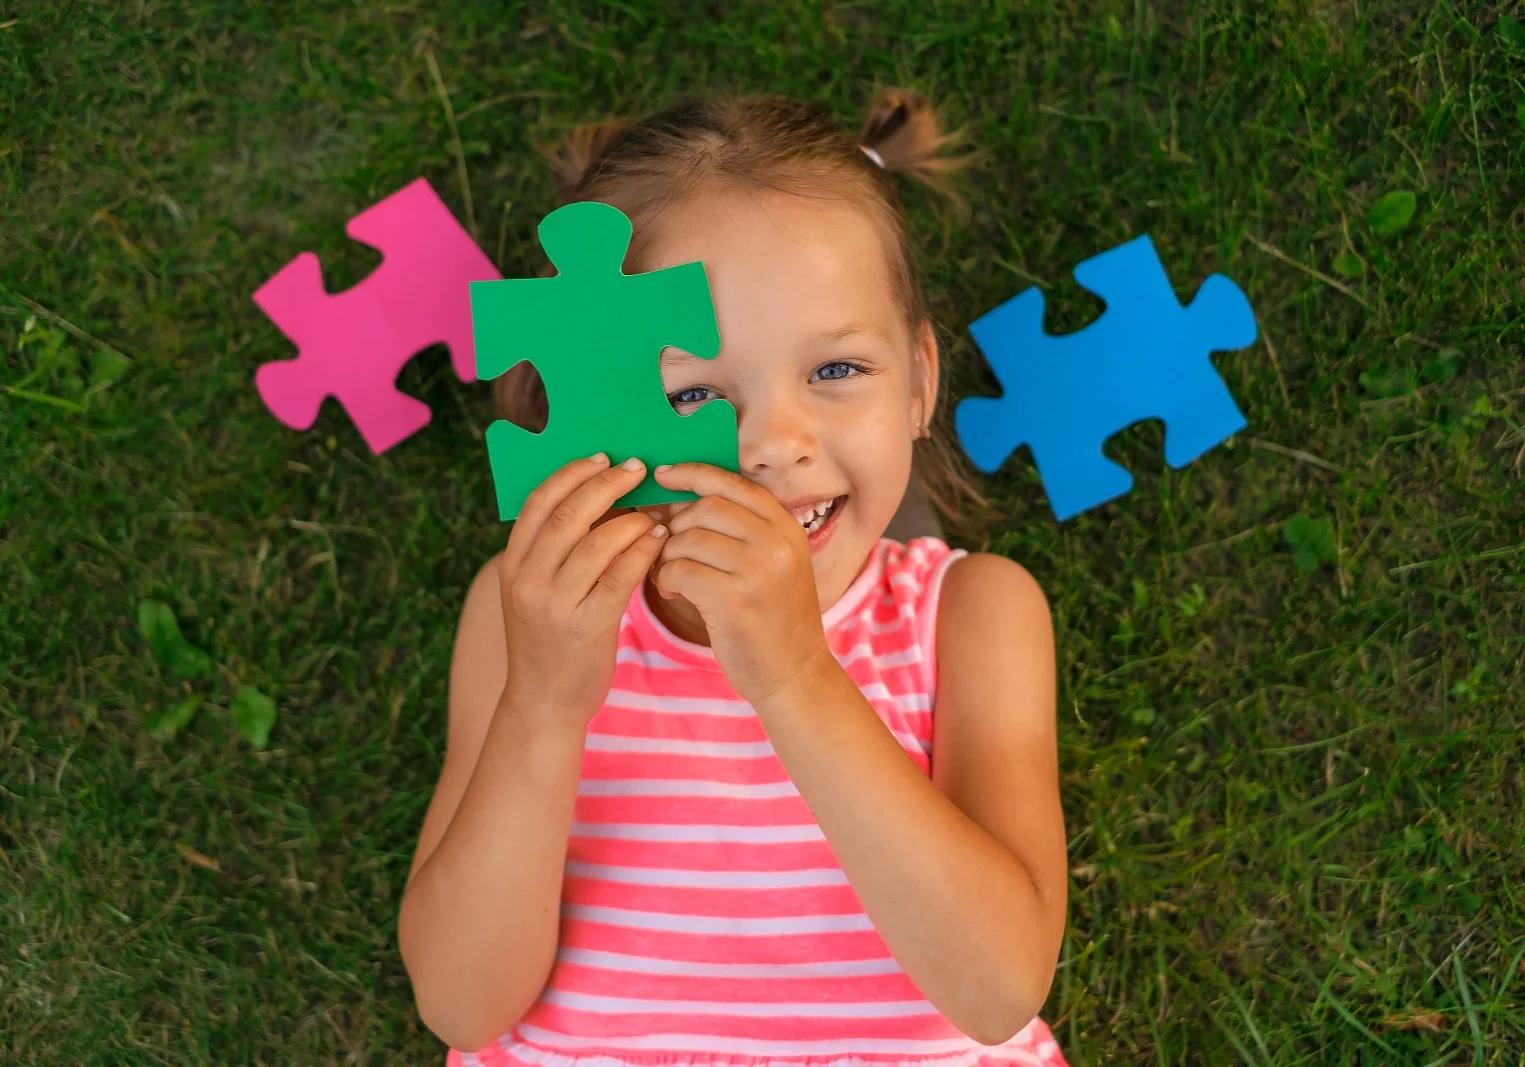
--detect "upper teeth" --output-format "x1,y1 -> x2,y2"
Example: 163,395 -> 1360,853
792,499 -> 837,529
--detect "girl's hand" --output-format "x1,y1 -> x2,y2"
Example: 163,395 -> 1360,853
650,463 -> 835,706
498,454 -> 668,727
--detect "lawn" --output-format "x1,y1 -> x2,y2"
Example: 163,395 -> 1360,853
3,2 -> 1523,1063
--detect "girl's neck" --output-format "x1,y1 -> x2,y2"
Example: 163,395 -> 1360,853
642,575 -> 712,646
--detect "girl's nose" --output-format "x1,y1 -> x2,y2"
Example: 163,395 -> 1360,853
737,399 -> 818,475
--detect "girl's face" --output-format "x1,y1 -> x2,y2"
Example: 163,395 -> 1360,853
635,186 -> 938,616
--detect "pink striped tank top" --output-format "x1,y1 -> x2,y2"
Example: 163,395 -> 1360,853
450,537 -> 1067,1067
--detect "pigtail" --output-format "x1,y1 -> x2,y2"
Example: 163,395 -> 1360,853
858,89 -> 977,209
537,118 -> 637,200
857,90 -> 987,525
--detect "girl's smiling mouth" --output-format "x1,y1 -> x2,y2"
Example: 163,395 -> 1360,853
785,494 -> 849,553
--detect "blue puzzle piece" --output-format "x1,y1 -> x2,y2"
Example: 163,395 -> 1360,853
955,235 -> 1257,521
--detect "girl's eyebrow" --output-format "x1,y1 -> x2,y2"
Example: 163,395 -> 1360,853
659,346 -> 702,369
813,321 -> 887,344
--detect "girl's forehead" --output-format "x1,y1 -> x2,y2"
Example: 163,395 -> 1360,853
637,188 -> 902,327
640,188 -> 891,278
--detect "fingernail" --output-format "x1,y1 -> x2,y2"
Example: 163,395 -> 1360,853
649,524 -> 667,537
622,457 -> 644,471
655,464 -> 673,473
590,452 -> 609,465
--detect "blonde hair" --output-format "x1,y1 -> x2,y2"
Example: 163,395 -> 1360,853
495,89 -> 989,524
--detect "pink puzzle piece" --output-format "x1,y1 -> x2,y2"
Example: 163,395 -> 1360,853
252,178 -> 502,453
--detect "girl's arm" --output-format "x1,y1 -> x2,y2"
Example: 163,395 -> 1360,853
752,553 -> 1067,1045
397,557 -> 586,1052
398,456 -> 664,1052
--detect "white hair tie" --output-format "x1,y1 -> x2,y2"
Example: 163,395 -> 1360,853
858,144 -> 886,169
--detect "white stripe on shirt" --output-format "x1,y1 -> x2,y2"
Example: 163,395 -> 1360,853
577,778 -> 799,799
555,946 -> 898,978
513,1024 -> 1037,1060
615,647 -> 688,670
582,734 -> 776,758
542,988 -> 936,1018
570,821 -> 824,843
603,689 -> 756,717
564,860 -> 846,888
562,903 -> 873,934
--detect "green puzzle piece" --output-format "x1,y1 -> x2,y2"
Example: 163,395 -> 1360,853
471,201 -> 739,520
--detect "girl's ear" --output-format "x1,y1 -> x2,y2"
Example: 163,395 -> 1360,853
912,320 -> 940,439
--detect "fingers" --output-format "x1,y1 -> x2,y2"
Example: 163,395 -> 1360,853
503,453 -> 614,572
658,525 -> 746,575
518,457 -> 651,579
553,510 -> 660,604
663,494 -> 770,542
582,520 -> 671,618
635,499 -> 696,530
650,556 -> 722,604
652,463 -> 780,521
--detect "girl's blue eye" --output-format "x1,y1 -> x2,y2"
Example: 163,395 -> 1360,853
812,360 -> 864,382
668,386 -> 716,406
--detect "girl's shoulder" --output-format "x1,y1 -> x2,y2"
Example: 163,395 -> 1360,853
863,537 -> 1049,695
934,547 -> 1052,686
877,536 -> 1046,612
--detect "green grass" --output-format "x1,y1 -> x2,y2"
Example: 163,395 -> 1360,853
3,1 -> 1523,1062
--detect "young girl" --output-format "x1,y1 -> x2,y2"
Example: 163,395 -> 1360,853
399,89 -> 1069,1067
